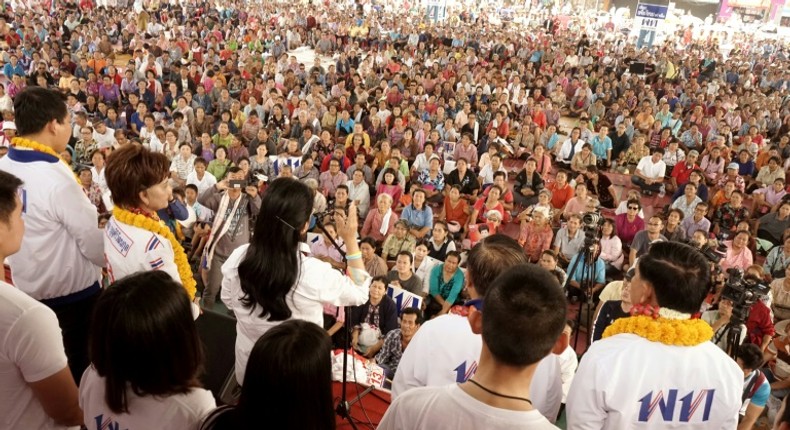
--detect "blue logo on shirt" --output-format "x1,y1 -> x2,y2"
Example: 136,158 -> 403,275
453,360 -> 479,383
94,414 -> 128,430
637,389 -> 715,422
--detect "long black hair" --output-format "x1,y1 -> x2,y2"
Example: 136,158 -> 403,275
202,320 -> 335,430
238,177 -> 313,320
90,271 -> 204,414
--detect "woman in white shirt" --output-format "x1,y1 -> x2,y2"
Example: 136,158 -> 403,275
557,127 -> 585,169
221,178 -> 370,384
80,271 -> 215,429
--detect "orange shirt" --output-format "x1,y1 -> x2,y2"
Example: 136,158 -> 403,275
547,182 -> 574,209
443,196 -> 469,227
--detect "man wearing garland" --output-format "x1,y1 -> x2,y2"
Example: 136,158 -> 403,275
0,87 -> 105,382
567,242 -> 742,428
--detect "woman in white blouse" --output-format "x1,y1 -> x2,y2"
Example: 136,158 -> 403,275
221,178 -> 370,384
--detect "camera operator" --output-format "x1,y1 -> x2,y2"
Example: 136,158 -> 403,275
702,299 -> 747,352
198,167 -> 261,310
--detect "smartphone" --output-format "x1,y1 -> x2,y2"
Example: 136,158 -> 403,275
229,180 -> 245,189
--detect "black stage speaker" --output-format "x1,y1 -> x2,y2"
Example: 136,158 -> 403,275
195,309 -> 239,405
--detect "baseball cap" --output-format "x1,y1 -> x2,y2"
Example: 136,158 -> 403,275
727,162 -> 739,170
688,149 -> 699,157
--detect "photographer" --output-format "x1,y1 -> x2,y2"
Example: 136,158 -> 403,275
198,167 -> 261,310
702,299 -> 747,352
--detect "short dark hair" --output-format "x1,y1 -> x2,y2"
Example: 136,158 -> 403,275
371,275 -> 389,285
14,87 -> 69,136
467,235 -> 530,296
0,171 -> 23,223
185,184 -> 198,194
397,250 -> 413,263
483,264 -> 565,366
401,307 -> 424,325
737,343 -> 764,371
90,271 -> 203,414
234,320 -> 335,429
105,145 -> 170,208
637,242 -> 710,314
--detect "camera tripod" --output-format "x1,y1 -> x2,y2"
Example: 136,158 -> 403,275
564,242 -> 599,353
314,214 -> 374,430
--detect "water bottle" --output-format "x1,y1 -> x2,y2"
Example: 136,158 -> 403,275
658,184 -> 666,198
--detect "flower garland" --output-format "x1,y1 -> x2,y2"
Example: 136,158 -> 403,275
112,207 -> 197,300
12,137 -> 79,183
603,306 -> 713,346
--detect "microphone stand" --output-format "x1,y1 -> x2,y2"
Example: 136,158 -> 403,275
314,215 -> 374,429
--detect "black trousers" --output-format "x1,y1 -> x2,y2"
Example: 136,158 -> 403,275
45,290 -> 100,384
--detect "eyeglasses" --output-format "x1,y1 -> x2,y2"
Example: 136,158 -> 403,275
648,223 -> 662,226
628,206 -> 639,210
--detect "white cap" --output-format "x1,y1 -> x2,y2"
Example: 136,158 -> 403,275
2,121 -> 15,131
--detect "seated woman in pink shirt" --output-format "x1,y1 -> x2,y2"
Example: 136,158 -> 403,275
720,230 -> 754,272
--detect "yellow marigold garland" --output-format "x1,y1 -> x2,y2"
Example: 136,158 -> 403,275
12,137 -> 80,183
112,207 -> 197,300
602,315 -> 713,346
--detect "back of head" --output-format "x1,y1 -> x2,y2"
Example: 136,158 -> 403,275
105,145 -> 170,208
90,271 -> 203,414
483,264 -> 566,366
14,86 -> 68,136
238,178 -> 313,321
467,235 -> 530,296
737,343 -> 764,372
636,241 -> 710,314
238,320 -> 335,430
0,170 -> 22,223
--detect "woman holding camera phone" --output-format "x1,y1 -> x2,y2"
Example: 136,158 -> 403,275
221,178 -> 370,384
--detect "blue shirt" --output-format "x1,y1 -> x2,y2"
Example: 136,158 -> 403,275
745,370 -> 770,407
3,62 -> 25,77
567,253 -> 606,285
401,204 -> 433,230
590,135 -> 612,160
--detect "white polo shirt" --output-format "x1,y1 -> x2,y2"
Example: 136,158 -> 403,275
392,313 -> 563,423
0,146 -> 103,300
636,155 -> 667,180
566,333 -> 742,429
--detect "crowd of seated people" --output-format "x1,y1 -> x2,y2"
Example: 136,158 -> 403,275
4,0 -> 790,428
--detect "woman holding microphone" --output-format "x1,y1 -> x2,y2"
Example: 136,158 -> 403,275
221,177 -> 371,384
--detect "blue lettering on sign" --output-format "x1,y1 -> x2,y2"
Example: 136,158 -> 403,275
638,389 -> 715,422
635,3 -> 668,19
453,360 -> 479,383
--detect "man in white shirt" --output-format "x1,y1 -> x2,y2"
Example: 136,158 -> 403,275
91,121 -> 116,150
0,170 -> 83,429
392,235 -> 566,423
631,147 -> 667,196
0,87 -> 105,383
381,262 -> 567,429
567,242 -> 742,428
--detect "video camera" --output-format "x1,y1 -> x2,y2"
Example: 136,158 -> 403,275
581,211 -> 604,248
720,268 -> 770,324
